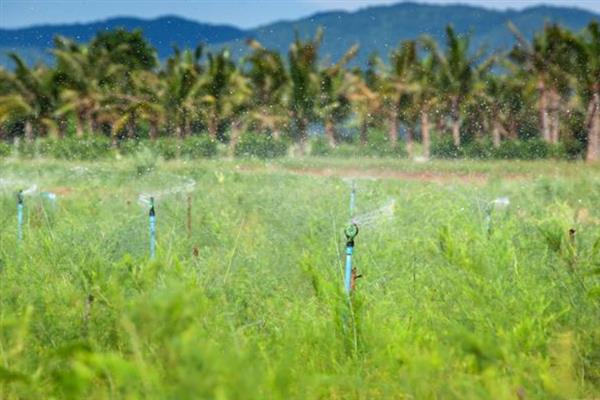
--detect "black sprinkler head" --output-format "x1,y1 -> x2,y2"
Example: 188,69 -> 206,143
345,223 -> 359,240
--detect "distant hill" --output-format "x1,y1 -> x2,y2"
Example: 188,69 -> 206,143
1,2 -> 598,68
229,3 -> 599,65
0,16 -> 246,66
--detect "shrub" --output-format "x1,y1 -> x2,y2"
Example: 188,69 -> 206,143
310,131 -> 407,158
562,137 -> 585,160
17,139 -> 38,159
46,137 -> 112,160
431,136 -> 463,159
235,133 -> 288,159
522,139 -> 551,160
152,138 -> 179,160
118,139 -> 143,156
357,130 -> 407,157
492,139 -> 553,160
310,137 -> 332,156
430,137 -> 567,160
462,140 -> 494,159
0,141 -> 12,158
181,136 -> 217,159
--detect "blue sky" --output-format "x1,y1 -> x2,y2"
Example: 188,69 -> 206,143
1,0 -> 599,29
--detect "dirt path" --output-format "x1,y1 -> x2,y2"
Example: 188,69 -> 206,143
239,165 -> 527,184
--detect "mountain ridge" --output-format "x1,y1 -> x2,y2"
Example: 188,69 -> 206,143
1,2 -> 598,68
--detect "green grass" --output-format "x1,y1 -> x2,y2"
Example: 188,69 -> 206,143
0,157 -> 599,399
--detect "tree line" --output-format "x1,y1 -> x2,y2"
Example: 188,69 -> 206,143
0,21 -> 598,160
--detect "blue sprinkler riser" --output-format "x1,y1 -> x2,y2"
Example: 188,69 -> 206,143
149,215 -> 156,259
344,246 -> 353,294
17,203 -> 23,241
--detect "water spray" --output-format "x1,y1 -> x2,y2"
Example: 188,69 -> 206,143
41,191 -> 57,204
137,175 -> 196,207
149,197 -> 156,259
344,223 -> 359,294
351,199 -> 396,228
484,197 -> 510,236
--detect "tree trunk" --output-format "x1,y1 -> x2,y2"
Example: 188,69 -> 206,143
75,114 -> 85,138
388,108 -> 398,146
325,119 -> 336,148
421,110 -> 430,160
110,126 -> 118,147
85,111 -> 94,136
435,116 -> 444,138
549,89 -> 560,144
538,79 -> 551,142
208,115 -> 218,140
176,126 -> 183,159
127,113 -> 137,139
406,126 -> 414,159
359,118 -> 368,146
149,123 -> 158,141
299,119 -> 308,155
451,96 -> 461,147
492,120 -> 501,148
24,120 -> 33,142
586,91 -> 600,163
57,118 -> 67,139
507,120 -> 518,140
184,116 -> 192,138
91,115 -> 100,135
229,119 -> 242,156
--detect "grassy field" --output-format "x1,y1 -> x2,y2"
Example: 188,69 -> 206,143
0,157 -> 599,399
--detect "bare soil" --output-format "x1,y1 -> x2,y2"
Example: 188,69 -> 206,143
239,165 -> 527,184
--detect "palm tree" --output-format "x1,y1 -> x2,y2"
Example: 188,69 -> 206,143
88,28 -> 157,72
316,44 -> 358,147
347,54 -> 383,146
570,22 -> 600,162
427,26 -> 480,147
162,45 -> 204,140
383,40 -> 418,147
414,42 -> 441,159
108,70 -> 165,143
52,37 -> 104,137
509,22 -> 572,144
0,92 -> 33,140
479,73 -> 506,147
288,29 -> 322,152
0,54 -> 56,141
194,49 -> 250,141
244,39 -> 289,139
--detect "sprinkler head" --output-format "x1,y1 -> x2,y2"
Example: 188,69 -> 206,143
345,223 -> 359,241
149,197 -> 156,216
17,190 -> 24,204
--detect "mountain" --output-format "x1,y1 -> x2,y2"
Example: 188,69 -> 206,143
0,16 -> 246,66
1,2 -> 598,68
227,3 -> 599,65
